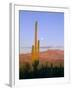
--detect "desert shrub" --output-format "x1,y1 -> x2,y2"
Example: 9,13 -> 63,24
19,60 -> 64,79
19,62 -> 31,79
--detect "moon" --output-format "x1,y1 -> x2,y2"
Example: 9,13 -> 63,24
41,37 -> 44,41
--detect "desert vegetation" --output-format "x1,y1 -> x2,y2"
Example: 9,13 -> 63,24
19,60 -> 64,79
19,50 -> 64,79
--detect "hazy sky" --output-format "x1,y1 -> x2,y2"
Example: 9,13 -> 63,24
19,10 -> 64,53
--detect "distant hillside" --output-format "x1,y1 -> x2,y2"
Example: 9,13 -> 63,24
19,49 -> 64,65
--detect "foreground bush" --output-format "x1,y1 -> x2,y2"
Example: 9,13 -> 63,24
19,60 -> 64,79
